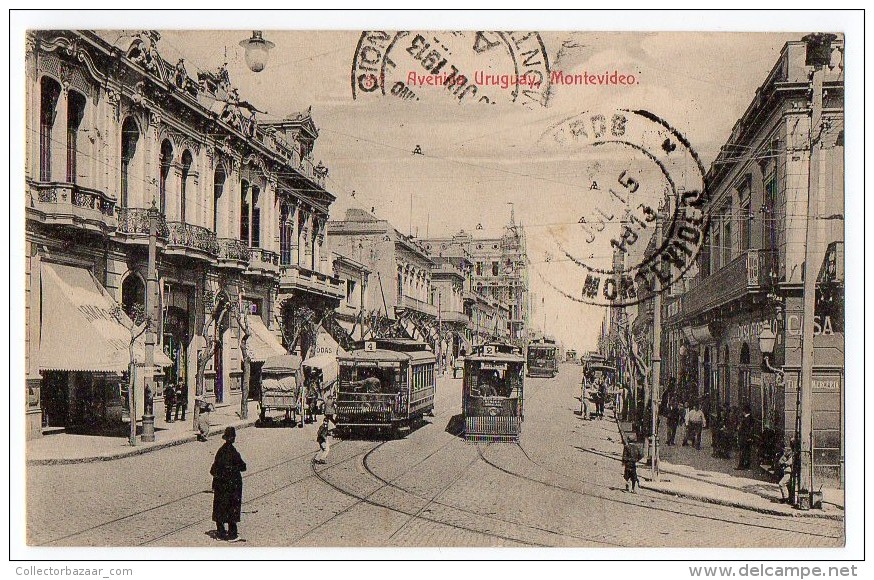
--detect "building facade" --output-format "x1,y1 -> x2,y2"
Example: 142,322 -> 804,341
668,38 -> 844,483
25,30 -> 343,439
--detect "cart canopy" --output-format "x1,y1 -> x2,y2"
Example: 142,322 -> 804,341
303,354 -> 339,385
262,354 -> 302,375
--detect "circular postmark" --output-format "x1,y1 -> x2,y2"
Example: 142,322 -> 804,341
352,31 -> 550,107
535,109 -> 709,307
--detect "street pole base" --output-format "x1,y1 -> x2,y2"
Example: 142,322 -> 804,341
795,490 -> 812,511
141,414 -> 156,443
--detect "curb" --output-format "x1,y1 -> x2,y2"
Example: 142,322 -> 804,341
610,412 -> 842,521
640,482 -> 845,521
27,417 -> 259,466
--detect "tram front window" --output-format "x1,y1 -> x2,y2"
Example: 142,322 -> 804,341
349,367 -> 396,394
473,367 -> 516,398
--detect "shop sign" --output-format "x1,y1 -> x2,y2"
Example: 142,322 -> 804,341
813,376 -> 841,392
731,319 -> 779,343
786,315 -> 836,337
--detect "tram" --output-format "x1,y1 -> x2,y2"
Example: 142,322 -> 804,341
462,343 -> 525,442
526,337 -> 559,378
335,338 -> 436,437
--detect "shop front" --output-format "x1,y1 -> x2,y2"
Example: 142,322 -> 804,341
34,261 -> 171,435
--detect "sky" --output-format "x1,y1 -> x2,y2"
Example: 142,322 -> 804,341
149,29 -> 802,354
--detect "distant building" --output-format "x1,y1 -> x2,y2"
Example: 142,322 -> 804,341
423,213 -> 529,345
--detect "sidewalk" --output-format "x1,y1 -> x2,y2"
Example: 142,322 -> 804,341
614,413 -> 844,520
27,401 -> 261,465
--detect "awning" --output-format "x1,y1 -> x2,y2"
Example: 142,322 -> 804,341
246,315 -> 287,363
38,262 -> 172,372
683,324 -> 715,346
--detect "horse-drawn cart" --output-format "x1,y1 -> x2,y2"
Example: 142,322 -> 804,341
259,354 -> 305,427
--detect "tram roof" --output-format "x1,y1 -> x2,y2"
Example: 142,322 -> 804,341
466,353 -> 525,363
339,349 -> 436,364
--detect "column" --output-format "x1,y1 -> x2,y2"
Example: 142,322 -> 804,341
290,202 -> 300,266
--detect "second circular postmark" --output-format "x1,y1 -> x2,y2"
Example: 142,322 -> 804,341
536,109 -> 710,308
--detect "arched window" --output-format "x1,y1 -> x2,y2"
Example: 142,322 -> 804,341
213,164 -> 226,234
39,77 -> 61,181
121,273 -> 146,321
66,90 -> 86,183
159,140 -> 173,214
120,117 -> 139,208
250,185 -> 261,248
179,150 -> 192,222
239,179 -> 250,243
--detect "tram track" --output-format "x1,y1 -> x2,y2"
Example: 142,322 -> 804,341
40,374 -> 467,547
476,442 -> 842,542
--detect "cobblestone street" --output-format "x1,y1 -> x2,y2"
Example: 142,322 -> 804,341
25,365 -> 844,548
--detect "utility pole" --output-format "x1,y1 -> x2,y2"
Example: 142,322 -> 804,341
142,200 -> 159,442
437,292 -> 443,373
651,212 -> 663,481
797,32 -> 836,509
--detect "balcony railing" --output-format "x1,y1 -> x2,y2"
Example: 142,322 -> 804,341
440,310 -> 470,324
28,181 -> 117,232
683,249 -> 775,318
217,238 -> 250,268
397,295 -> 438,318
165,221 -> 219,258
280,264 -> 345,299
247,248 -> 281,277
116,207 -> 169,239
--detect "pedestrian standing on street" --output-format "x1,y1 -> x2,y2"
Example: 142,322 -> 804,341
210,426 -> 247,542
163,382 -> 175,423
736,406 -> 754,470
776,444 -> 794,503
174,382 -> 187,421
195,396 -> 213,441
315,418 -> 331,464
684,403 -> 705,449
622,440 -> 642,493
666,400 -> 680,445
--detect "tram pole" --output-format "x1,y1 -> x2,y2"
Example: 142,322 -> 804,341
651,212 -> 663,481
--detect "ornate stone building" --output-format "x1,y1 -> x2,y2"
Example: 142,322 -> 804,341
24,30 -> 343,439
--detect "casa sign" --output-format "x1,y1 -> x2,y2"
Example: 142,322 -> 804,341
732,315 -> 837,343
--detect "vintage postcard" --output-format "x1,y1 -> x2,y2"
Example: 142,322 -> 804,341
11,11 -> 861,565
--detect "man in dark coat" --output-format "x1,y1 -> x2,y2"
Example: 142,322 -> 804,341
211,426 -> 247,541
163,383 -> 175,423
736,406 -> 755,470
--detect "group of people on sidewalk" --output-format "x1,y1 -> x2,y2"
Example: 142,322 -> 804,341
162,382 -> 189,423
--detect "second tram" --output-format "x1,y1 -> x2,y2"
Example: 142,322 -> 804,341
463,343 -> 525,442
527,338 -> 558,378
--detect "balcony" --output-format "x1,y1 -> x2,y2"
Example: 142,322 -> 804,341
164,221 -> 219,261
396,295 -> 438,318
116,207 -> 169,244
27,181 -> 117,233
440,310 -> 470,325
683,249 -> 776,319
280,264 -> 345,300
247,248 -> 281,277
217,238 -> 250,270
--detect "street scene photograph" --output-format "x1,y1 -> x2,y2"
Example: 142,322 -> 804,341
10,11 -> 860,562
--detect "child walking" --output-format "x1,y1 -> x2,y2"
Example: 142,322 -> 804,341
315,418 -> 331,464
622,441 -> 642,493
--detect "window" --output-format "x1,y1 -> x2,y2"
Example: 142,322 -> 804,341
159,140 -> 173,214
213,165 -> 226,233
239,179 -> 250,243
279,202 -> 292,264
120,117 -> 139,208
39,77 -> 61,181
179,150 -> 192,223
492,262 -> 499,276
739,182 -> 752,252
721,201 -> 732,266
763,174 -> 778,251
66,91 -> 86,183
251,186 -> 261,248
345,279 -> 357,305
475,262 -> 483,276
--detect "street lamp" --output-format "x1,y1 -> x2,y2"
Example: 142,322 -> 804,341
239,31 -> 275,73
758,326 -> 784,379
142,199 -> 160,442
